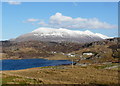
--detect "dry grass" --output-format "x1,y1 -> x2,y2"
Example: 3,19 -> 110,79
44,53 -> 68,60
2,65 -> 119,85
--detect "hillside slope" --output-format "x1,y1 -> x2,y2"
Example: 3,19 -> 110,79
1,37 -> 119,63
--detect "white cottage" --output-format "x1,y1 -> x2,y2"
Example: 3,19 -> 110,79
67,53 -> 76,57
82,52 -> 94,55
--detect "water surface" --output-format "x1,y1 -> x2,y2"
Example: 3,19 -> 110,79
1,59 -> 72,70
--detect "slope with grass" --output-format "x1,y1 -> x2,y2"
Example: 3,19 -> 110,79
2,65 -> 119,85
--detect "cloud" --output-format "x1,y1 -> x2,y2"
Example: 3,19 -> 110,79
38,21 -> 48,26
8,1 -> 21,5
25,18 -> 39,22
38,12 -> 117,29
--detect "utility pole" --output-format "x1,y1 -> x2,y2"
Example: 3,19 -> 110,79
72,59 -> 74,68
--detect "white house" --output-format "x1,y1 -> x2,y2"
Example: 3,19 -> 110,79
67,53 -> 76,57
82,52 -> 94,56
51,51 -> 57,54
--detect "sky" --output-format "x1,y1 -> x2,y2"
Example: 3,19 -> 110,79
2,2 -> 118,40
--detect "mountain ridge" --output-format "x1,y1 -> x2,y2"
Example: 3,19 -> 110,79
11,27 -> 110,43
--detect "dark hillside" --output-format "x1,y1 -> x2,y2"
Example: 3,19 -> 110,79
1,37 -> 119,61
1,41 -> 82,59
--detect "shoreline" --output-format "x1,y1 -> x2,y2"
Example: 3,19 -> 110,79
1,64 -> 72,72
0,56 -> 69,60
0,57 -> 72,61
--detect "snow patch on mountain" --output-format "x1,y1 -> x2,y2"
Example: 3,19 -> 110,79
95,33 -> 110,39
32,27 -> 110,39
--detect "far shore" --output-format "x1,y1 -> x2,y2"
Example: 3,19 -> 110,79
0,56 -> 72,61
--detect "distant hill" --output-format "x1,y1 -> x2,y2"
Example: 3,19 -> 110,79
1,41 -> 82,59
1,37 -> 119,63
11,27 -> 109,43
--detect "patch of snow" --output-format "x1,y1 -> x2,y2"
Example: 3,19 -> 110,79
32,27 -> 110,39
95,33 -> 110,39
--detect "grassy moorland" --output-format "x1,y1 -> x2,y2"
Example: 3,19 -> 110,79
2,64 -> 119,85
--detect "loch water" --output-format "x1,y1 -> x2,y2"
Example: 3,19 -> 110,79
1,59 -> 72,70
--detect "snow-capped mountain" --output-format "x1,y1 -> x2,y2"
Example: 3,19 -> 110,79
12,27 -> 110,43
95,33 -> 111,39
